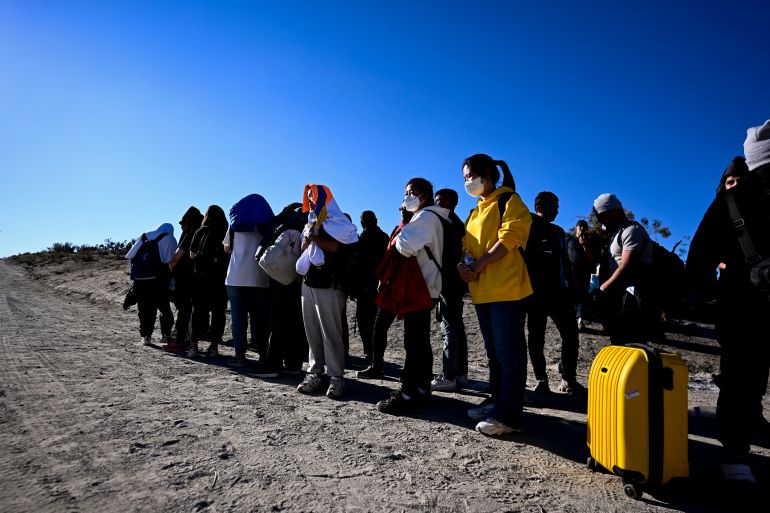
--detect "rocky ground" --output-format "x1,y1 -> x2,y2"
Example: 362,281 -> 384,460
0,254 -> 768,513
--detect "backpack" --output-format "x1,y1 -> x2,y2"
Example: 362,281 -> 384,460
334,241 -> 366,299
130,232 -> 168,280
423,209 -> 464,301
257,228 -> 302,285
374,245 -> 434,318
192,228 -> 228,278
614,222 -> 686,314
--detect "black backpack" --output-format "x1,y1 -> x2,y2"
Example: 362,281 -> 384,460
614,222 -> 686,313
192,228 -> 228,278
130,232 -> 168,280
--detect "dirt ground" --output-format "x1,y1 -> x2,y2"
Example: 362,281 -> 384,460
1,255 -> 768,513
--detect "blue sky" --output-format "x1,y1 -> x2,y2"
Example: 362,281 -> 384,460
1,1 -> 768,257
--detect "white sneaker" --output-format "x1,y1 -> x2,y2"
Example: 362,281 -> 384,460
431,375 -> 457,392
721,463 -> 757,484
475,417 -> 522,436
577,318 -> 586,330
467,399 -> 495,421
326,377 -> 345,399
297,373 -> 323,394
141,336 -> 153,346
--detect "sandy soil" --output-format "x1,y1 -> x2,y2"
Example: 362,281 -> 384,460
1,255 -> 768,513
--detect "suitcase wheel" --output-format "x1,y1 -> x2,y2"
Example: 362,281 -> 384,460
586,456 -> 597,472
623,482 -> 643,500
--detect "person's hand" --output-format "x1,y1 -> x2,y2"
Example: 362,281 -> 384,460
301,234 -> 314,252
457,262 -> 478,283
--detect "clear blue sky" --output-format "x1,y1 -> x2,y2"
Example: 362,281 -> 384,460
1,1 -> 768,257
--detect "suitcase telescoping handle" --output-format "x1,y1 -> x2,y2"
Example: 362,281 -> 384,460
624,343 -> 665,488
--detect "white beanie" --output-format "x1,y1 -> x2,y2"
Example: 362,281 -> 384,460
593,193 -> 623,214
744,119 -> 770,171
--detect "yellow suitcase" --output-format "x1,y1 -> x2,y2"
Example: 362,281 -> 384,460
586,344 -> 689,499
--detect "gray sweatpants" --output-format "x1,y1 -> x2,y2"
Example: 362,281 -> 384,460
301,283 -> 347,378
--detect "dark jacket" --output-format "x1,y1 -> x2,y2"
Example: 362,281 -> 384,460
525,214 -> 574,297
358,225 -> 390,292
687,164 -> 770,302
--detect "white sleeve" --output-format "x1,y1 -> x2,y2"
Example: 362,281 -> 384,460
394,211 -> 439,257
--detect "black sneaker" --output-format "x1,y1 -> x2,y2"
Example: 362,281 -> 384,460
281,366 -> 303,376
357,366 -> 384,379
229,354 -> 249,368
376,389 -> 429,415
247,363 -> 281,378
377,390 -> 411,415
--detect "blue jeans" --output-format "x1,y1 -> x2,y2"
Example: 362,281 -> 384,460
227,286 -> 270,358
475,300 -> 527,426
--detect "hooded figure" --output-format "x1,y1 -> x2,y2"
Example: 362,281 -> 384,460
687,125 -> 770,486
295,184 -> 359,400
716,156 -> 748,195
125,223 -> 177,264
162,207 -> 204,353
125,223 -> 177,346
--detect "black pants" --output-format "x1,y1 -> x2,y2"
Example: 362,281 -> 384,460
715,290 -> 770,463
527,292 -> 579,382
134,278 -> 174,338
265,279 -> 307,372
401,307 -> 434,394
370,307 -> 397,369
437,294 -> 468,380
173,278 -> 194,344
191,276 -> 227,344
601,286 -> 656,345
356,290 -> 379,359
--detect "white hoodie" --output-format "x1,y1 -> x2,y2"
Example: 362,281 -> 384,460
394,205 -> 449,299
125,223 -> 177,264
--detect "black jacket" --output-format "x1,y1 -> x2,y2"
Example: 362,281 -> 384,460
525,214 -> 574,297
687,165 -> 770,302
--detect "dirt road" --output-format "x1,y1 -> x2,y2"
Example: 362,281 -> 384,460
0,257 -> 768,512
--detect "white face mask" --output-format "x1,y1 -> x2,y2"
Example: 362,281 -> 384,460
403,194 -> 421,213
464,177 -> 484,197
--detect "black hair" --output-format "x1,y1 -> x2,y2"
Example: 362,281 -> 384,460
180,206 -> 203,227
361,210 -> 377,224
462,154 -> 515,192
201,205 -> 228,237
576,219 -> 589,229
406,178 -> 435,205
435,188 -> 459,207
534,191 -> 559,208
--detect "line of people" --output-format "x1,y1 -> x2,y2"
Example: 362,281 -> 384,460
126,153 -> 599,437
125,122 -> 769,450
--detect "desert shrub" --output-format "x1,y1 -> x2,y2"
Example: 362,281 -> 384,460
49,242 -> 78,253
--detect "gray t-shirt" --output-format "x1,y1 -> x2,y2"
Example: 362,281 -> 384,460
608,222 -> 653,274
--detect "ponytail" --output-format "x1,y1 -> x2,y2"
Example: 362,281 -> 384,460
496,160 -> 516,192
463,154 -> 516,192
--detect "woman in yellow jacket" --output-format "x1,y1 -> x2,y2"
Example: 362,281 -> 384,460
458,154 -> 533,436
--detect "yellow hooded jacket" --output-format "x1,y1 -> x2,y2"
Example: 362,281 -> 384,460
463,187 -> 533,304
